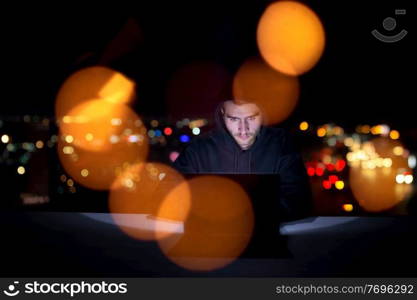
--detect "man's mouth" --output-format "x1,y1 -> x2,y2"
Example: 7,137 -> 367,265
237,134 -> 252,140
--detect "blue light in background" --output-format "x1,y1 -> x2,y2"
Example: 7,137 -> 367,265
155,130 -> 162,137
180,134 -> 190,143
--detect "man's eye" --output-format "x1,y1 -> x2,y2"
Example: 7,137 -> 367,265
229,117 -> 238,122
247,116 -> 256,121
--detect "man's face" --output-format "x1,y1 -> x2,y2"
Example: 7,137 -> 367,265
222,101 -> 262,150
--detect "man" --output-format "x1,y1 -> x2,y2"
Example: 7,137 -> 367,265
174,100 -> 312,221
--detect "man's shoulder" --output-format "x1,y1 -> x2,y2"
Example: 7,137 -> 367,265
184,130 -> 219,151
261,127 -> 298,154
261,127 -> 287,143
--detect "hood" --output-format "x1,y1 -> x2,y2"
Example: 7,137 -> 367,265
212,101 -> 265,152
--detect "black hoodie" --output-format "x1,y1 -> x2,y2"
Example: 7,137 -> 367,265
173,103 -> 312,220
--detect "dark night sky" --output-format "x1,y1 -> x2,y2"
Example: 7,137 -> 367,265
4,0 -> 413,130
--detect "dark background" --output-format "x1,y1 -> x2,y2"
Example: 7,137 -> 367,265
4,0 -> 413,128
1,0 -> 416,278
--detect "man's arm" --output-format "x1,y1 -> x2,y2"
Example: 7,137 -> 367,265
173,145 -> 199,174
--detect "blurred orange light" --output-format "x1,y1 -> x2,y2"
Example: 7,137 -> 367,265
299,121 -> 309,131
60,100 -> 146,153
55,66 -> 136,120
371,125 -> 383,135
361,125 -> 371,134
343,204 -> 353,212
57,101 -> 148,190
393,146 -> 404,156
109,162 -> 191,241
389,130 -> 400,140
257,1 -> 325,76
157,176 -> 254,271
350,137 -> 412,212
317,128 -> 326,137
233,58 -> 299,125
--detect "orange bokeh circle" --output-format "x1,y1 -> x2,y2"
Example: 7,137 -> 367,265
257,1 -> 325,75
157,176 -> 254,271
109,162 -> 191,241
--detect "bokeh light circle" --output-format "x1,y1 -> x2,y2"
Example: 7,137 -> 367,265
57,100 -> 148,190
59,99 -> 145,152
157,176 -> 254,271
257,1 -> 325,75
350,137 -> 413,212
233,58 -> 299,125
109,162 -> 191,241
55,66 -> 136,120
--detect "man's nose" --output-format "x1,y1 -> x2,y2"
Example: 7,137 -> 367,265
239,120 -> 250,133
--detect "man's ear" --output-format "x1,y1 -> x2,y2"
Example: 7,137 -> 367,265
220,107 -> 225,115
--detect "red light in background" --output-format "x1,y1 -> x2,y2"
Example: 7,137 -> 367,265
316,167 -> 324,176
326,163 -> 335,171
322,180 -> 331,190
329,175 -> 339,184
307,167 -> 315,176
164,127 -> 173,136
336,159 -> 346,171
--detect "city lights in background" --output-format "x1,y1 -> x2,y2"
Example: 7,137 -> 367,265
17,166 -> 25,175
299,121 -> 309,131
390,130 -> 400,140
302,121 -> 415,213
1,134 -> 10,143
57,102 -> 149,190
192,127 -> 200,135
148,130 -> 155,138
169,151 -> 180,162
343,204 -> 354,212
335,181 -> 345,190
409,155 -> 416,169
150,120 -> 159,128
180,134 -> 190,143
348,137 -> 413,212
35,140 -> 44,149
164,127 -> 173,136
317,127 -> 326,137
1,111 -> 416,218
